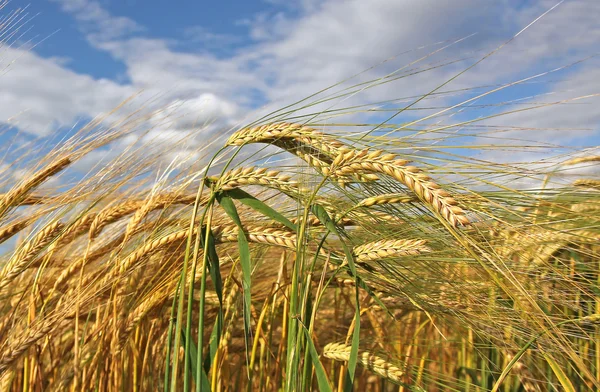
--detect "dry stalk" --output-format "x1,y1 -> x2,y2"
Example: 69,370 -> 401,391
503,350 -> 542,392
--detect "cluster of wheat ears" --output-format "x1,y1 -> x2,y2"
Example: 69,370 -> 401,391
0,112 -> 598,392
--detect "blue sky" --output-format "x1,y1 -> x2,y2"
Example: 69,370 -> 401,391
1,0 -> 599,171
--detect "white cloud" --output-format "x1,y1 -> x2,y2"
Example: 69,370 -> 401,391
50,0 -> 144,41
2,0 -> 599,162
0,47 -> 133,136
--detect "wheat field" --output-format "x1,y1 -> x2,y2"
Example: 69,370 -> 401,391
1,4 -> 600,392
0,115 -> 598,391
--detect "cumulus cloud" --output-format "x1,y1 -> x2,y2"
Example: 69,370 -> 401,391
2,0 -> 599,160
0,48 -> 133,136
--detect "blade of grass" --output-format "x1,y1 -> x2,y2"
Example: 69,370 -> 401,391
311,204 -> 360,392
216,192 -> 253,373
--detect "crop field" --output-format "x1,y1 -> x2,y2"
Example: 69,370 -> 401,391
0,2 -> 599,392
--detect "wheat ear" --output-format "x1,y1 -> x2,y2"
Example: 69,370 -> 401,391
357,193 -> 417,207
573,179 -> 600,190
333,149 -> 469,227
564,156 -> 600,166
213,224 -> 298,250
323,342 -> 405,383
227,122 -> 330,146
0,221 -> 64,290
213,166 -> 301,196
89,193 -> 201,239
0,217 -> 37,245
227,123 -> 377,184
0,318 -> 69,374
0,157 -> 71,217
353,239 -> 431,262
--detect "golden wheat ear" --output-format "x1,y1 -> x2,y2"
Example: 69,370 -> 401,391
324,342 -> 405,383
0,157 -> 71,218
333,149 -> 470,227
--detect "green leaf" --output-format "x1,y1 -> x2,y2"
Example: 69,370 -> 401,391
225,188 -> 297,231
201,228 -> 224,375
180,329 -> 211,391
310,204 -> 360,391
302,325 -> 333,392
216,192 -> 252,367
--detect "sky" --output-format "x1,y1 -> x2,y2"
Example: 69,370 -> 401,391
0,0 -> 599,173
